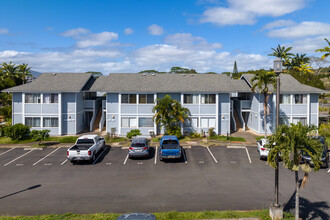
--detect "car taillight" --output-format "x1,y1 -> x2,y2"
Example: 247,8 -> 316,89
129,147 -> 133,150
67,151 -> 69,156
261,148 -> 266,151
143,147 -> 147,150
88,150 -> 91,155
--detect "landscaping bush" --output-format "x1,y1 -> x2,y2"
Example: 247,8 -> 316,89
126,129 -> 141,139
4,123 -> 30,140
30,129 -> 50,145
166,126 -> 182,139
319,122 -> 330,137
189,131 -> 201,138
208,127 -> 216,137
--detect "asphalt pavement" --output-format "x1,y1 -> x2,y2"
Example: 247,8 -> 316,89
0,145 -> 329,219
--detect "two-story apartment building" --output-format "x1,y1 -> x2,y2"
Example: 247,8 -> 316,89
3,73 -> 102,135
2,72 -> 325,136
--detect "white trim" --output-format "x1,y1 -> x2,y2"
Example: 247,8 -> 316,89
154,93 -> 157,135
106,94 -> 108,133
11,94 -> 14,125
258,93 -> 260,133
227,94 -> 230,134
317,94 -> 319,127
216,93 -> 219,134
75,93 -> 77,134
22,93 -> 25,125
58,93 -> 62,135
136,94 -> 139,129
118,94 -> 121,135
307,94 -> 310,125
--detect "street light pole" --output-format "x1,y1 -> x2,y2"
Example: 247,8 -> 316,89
274,58 -> 282,208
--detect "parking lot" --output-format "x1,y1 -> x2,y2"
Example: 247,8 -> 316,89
0,145 -> 329,217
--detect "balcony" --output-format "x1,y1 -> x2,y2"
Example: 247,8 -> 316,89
241,100 -> 251,111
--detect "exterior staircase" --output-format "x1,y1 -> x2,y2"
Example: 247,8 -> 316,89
233,108 -> 243,131
92,107 -> 102,132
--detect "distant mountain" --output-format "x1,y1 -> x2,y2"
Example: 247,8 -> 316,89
30,70 -> 42,78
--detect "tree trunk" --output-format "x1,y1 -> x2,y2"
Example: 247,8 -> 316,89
295,170 -> 299,220
263,100 -> 267,139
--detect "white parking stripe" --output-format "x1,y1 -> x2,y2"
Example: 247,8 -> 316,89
92,147 -> 107,165
61,159 -> 68,165
245,147 -> 252,163
227,145 -> 246,149
154,146 -> 158,164
33,148 -> 60,166
327,169 -> 330,173
182,148 -> 187,163
123,154 -> 129,164
206,146 -> 218,163
4,150 -> 33,166
0,148 -> 16,156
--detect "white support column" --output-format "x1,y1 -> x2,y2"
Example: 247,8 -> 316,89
290,94 -> 293,123
118,94 -> 121,135
106,93 -> 108,133
307,94 -> 310,125
181,93 -> 184,134
272,94 -> 276,132
199,94 -> 201,133
58,93 -> 62,135
317,94 -> 319,127
41,93 -> 43,128
136,94 -> 139,129
154,93 -> 157,135
75,93 -> 77,134
216,93 -> 219,134
22,93 -> 25,125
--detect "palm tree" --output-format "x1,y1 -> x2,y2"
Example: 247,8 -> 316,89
153,95 -> 190,137
287,54 -> 311,70
251,70 -> 276,138
267,123 -> 323,220
315,38 -> 330,59
268,44 -> 294,67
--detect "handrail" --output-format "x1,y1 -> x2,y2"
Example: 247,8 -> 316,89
234,100 -> 246,131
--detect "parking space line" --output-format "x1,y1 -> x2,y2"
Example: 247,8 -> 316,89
182,148 -> 187,163
92,147 -> 107,165
0,148 -> 16,156
206,146 -> 218,163
154,146 -> 158,164
327,169 -> 330,173
227,145 -> 246,149
61,159 -> 68,165
123,154 -> 129,164
4,150 -> 33,166
33,148 -> 60,166
245,148 -> 252,163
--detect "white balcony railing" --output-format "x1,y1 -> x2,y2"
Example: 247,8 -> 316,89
241,100 -> 252,110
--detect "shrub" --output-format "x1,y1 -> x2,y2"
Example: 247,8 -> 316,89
319,122 -> 330,137
126,129 -> 141,139
30,129 -> 50,145
208,127 -> 216,137
189,131 -> 201,138
166,126 -> 182,139
4,123 -> 30,140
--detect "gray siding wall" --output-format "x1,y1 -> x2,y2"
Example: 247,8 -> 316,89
106,93 -> 119,133
310,94 -> 318,125
247,94 -> 260,133
12,93 -> 23,124
219,93 -> 230,135
76,93 -> 85,133
62,93 -> 76,135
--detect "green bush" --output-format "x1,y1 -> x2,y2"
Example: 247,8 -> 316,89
319,122 -> 330,137
126,129 -> 141,139
30,129 -> 50,145
208,127 -> 216,137
4,123 -> 30,140
166,126 -> 182,139
189,131 -> 201,138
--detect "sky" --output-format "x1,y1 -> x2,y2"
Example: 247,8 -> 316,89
0,0 -> 330,74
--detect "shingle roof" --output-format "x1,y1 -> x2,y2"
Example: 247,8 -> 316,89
242,74 -> 326,94
90,73 -> 251,93
2,73 -> 93,93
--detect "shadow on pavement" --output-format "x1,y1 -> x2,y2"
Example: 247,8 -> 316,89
0,184 -> 41,200
284,186 -> 330,220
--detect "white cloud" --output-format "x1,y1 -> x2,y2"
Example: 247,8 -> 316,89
290,36 -> 330,54
148,24 -> 164,36
200,0 -> 306,26
124,28 -> 134,35
261,20 -> 296,31
0,28 -> 9,34
267,21 -> 330,39
76,32 -> 118,48
164,33 -> 222,50
60,28 -> 90,38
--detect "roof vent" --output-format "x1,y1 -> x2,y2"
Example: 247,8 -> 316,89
152,73 -> 155,76
143,73 -> 146,76
52,73 -> 56,76
191,74 -> 194,76
182,74 -> 186,76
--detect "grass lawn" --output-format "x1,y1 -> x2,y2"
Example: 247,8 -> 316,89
0,210 -> 295,220
0,137 -> 33,144
209,135 -> 246,142
0,136 -> 78,145
106,137 -> 129,144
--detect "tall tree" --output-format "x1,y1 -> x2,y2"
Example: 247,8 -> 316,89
170,66 -> 197,74
152,95 -> 190,137
315,38 -> 330,59
251,70 -> 276,138
267,123 -> 323,220
268,44 -> 294,67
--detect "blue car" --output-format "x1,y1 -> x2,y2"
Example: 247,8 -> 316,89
159,135 -> 182,161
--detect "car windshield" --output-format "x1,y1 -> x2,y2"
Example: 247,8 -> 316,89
163,140 -> 178,145
162,140 -> 179,149
131,143 -> 145,147
76,139 -> 94,144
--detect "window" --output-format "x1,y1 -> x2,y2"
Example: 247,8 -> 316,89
43,94 -> 58,103
139,94 -> 154,104
183,117 -> 198,127
201,118 -> 216,128
25,117 -> 41,127
280,95 -> 291,104
121,117 -> 137,127
139,117 -> 154,127
25,94 -> 41,103
121,94 -> 137,104
294,94 -> 307,104
201,94 -> 216,104
292,117 -> 307,126
279,117 -> 290,125
43,117 -> 58,127
184,94 -> 199,104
